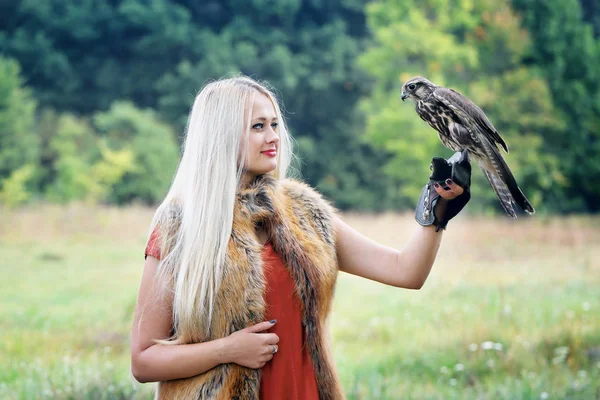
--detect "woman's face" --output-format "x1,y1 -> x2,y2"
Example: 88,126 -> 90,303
240,93 -> 280,178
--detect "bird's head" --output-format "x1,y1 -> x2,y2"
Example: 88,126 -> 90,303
401,76 -> 437,102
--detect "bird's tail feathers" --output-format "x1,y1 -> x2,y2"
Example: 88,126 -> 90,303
484,146 -> 535,216
484,169 -> 517,218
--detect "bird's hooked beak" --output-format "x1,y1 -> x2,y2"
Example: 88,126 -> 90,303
401,91 -> 409,101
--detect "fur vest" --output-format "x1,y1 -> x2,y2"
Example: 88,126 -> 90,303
156,174 -> 345,399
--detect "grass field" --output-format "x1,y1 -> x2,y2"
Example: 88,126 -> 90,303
1,204 -> 599,399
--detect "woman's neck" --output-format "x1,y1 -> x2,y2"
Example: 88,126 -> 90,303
239,172 -> 255,189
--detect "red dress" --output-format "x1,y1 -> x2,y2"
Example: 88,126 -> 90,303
259,241 -> 319,399
144,231 -> 319,399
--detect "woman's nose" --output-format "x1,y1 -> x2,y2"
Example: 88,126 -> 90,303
267,127 -> 280,143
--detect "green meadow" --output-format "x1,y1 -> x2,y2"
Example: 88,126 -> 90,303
1,205 -> 599,399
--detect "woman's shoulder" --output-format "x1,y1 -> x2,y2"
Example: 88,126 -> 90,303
278,177 -> 337,216
144,199 -> 183,260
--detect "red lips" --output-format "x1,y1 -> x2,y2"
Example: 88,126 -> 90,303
261,149 -> 277,157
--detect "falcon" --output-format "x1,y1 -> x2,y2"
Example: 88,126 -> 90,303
401,76 -> 535,218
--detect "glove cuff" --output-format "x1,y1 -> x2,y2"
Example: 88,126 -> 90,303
415,184 -> 471,232
415,183 -> 446,232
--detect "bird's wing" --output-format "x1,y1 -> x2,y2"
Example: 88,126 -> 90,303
432,87 -> 509,153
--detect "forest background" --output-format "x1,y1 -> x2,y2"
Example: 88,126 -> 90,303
2,0 -> 599,213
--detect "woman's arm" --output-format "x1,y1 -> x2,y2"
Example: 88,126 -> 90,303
334,182 -> 462,290
130,256 -> 279,383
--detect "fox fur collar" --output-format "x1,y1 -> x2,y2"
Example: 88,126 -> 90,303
157,174 -> 345,399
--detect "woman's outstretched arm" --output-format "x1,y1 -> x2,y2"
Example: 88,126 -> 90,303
130,256 -> 279,383
334,181 -> 463,290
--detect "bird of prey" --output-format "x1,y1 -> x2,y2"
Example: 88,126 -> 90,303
401,76 -> 535,218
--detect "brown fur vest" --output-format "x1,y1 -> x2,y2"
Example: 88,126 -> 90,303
157,174 -> 345,399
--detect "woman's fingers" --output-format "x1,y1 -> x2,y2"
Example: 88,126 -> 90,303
262,343 -> 278,356
263,333 -> 279,345
446,180 -> 464,195
244,320 -> 277,333
433,179 -> 464,200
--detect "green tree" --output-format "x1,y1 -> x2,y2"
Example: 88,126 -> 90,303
512,0 -> 600,212
0,57 -> 39,182
88,142 -> 137,203
45,115 -> 98,203
0,164 -> 36,208
93,101 -> 179,204
37,110 -> 136,204
580,0 -> 600,38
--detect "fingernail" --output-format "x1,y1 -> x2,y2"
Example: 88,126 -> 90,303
269,319 -> 277,324
445,179 -> 453,185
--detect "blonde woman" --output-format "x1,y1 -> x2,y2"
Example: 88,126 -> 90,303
130,76 -> 471,399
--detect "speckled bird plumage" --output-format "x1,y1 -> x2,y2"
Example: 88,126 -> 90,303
401,76 -> 535,218
155,174 -> 345,400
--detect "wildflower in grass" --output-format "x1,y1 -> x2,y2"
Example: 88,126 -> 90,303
468,343 -> 478,352
454,363 -> 464,372
481,341 -> 494,350
552,346 -> 569,365
440,366 -> 450,374
494,343 -> 503,351
503,304 -> 512,315
582,302 -> 590,311
572,381 -> 579,389
487,359 -> 495,368
528,371 -> 537,379
449,378 -> 457,386
540,392 -> 549,400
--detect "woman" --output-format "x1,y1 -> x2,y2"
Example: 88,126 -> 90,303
130,76 -> 470,399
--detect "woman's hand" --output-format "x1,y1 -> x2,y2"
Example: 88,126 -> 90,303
415,150 -> 472,231
223,320 -> 279,369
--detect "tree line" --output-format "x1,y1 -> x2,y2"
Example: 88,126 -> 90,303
1,0 -> 598,213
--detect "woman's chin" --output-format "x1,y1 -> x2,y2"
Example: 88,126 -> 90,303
258,162 -> 278,175
246,165 -> 276,177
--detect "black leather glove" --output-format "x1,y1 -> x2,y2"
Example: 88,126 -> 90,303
415,149 -> 472,231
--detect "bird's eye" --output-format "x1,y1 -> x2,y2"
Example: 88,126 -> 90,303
408,84 -> 417,91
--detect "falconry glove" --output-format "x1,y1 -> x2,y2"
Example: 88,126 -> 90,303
415,149 -> 471,231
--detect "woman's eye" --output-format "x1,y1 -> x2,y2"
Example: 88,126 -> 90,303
252,122 -> 278,130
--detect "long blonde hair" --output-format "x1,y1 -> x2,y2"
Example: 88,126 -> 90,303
146,76 -> 293,341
